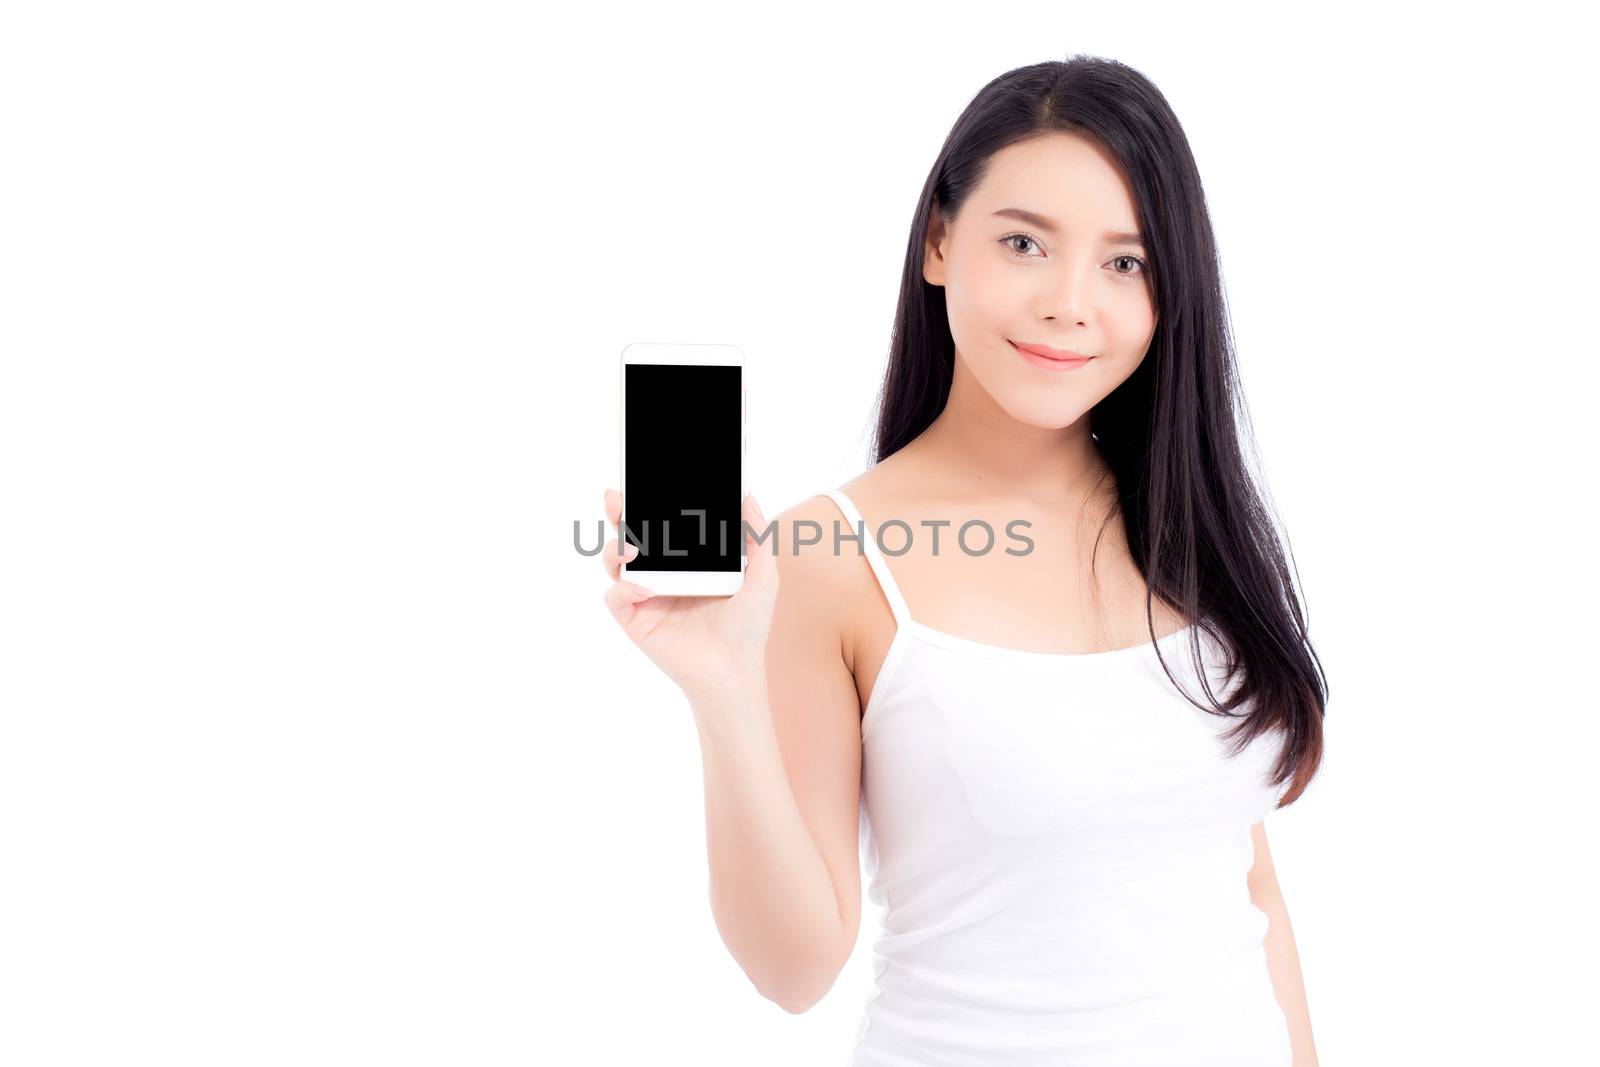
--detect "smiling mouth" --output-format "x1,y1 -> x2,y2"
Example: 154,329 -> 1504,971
1009,339 -> 1095,364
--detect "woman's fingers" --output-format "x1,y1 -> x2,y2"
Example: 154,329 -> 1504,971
603,577 -> 656,624
603,536 -> 639,583
601,488 -> 638,581
602,490 -> 650,622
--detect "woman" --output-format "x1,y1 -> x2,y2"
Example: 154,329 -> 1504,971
602,55 -> 1325,1066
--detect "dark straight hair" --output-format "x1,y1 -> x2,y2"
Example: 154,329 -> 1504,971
872,55 -> 1326,805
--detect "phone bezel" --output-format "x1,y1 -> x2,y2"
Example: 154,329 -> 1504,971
618,342 -> 746,596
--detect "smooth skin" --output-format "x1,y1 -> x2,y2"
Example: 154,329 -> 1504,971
602,130 -> 1316,1063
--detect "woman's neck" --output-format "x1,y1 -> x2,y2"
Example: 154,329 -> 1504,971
903,357 -> 1109,510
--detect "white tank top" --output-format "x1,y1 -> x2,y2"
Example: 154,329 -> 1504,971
820,489 -> 1293,1067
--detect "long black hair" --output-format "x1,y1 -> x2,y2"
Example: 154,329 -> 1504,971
872,55 -> 1326,805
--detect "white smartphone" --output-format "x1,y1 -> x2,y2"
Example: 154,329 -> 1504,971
619,342 -> 745,596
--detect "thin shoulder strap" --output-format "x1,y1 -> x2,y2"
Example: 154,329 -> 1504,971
820,488 -> 912,628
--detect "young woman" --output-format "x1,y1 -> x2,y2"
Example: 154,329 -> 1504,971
601,56 -> 1325,1067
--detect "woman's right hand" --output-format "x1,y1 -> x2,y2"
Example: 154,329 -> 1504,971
600,488 -> 780,705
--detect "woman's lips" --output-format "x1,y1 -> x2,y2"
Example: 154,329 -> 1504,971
1009,339 -> 1094,370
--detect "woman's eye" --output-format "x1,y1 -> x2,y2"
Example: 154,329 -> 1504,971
1001,233 -> 1042,258
1111,254 -> 1149,276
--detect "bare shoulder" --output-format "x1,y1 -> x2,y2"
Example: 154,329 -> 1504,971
766,493 -> 860,583
777,461 -> 925,574
761,494 -> 859,643
839,450 -> 928,515
763,468 -> 916,666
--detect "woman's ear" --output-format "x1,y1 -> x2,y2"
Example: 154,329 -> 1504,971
922,203 -> 949,287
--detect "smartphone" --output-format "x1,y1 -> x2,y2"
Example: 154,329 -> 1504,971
619,342 -> 745,596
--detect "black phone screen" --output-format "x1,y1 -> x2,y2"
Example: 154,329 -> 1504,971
623,363 -> 742,572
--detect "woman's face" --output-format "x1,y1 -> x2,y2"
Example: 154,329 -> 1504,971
923,132 -> 1158,430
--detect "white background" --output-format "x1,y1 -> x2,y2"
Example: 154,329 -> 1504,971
3,3 -> 1596,1064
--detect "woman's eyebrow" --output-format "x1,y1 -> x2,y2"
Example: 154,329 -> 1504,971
991,207 -> 1144,247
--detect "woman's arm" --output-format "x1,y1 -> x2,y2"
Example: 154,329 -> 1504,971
1248,822 -> 1318,1066
694,498 -> 868,1014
